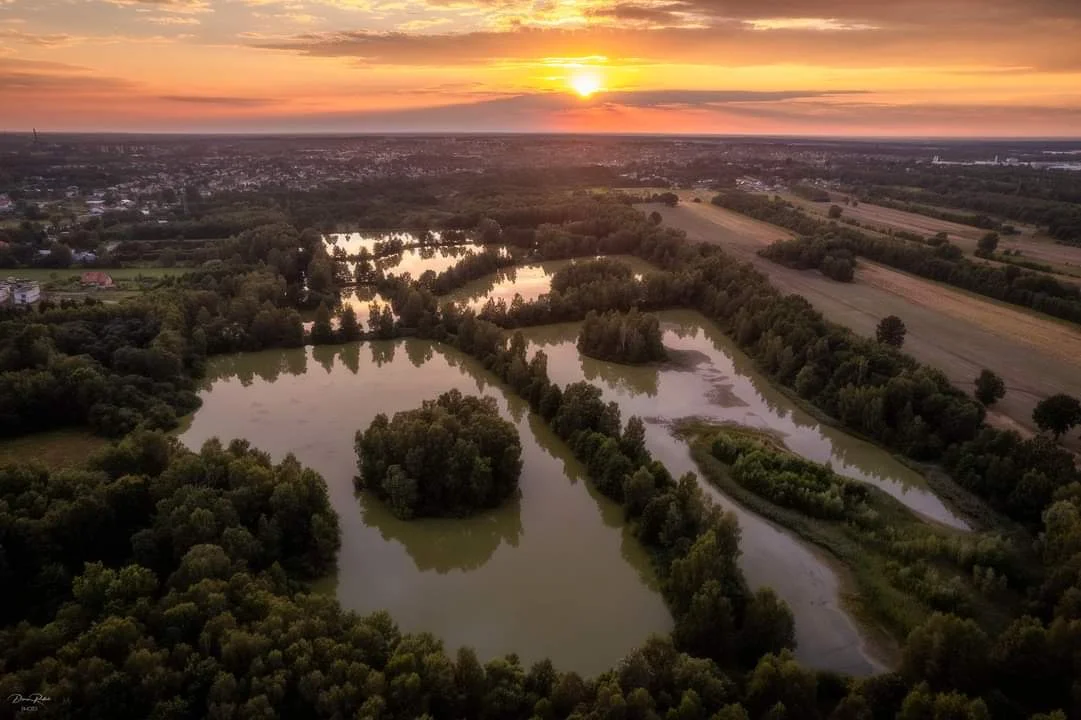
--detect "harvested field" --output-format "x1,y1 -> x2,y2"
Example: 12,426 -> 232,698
653,202 -> 1081,452
643,199 -> 792,253
778,191 -> 1081,279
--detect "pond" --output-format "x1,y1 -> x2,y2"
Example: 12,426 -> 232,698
519,310 -> 967,530
441,254 -> 656,311
180,339 -> 672,677
517,309 -> 970,674
189,261 -> 966,677
326,230 -> 450,256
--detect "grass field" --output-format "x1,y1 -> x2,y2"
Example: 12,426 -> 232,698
4,267 -> 190,282
682,424 -> 1023,661
0,429 -> 108,470
654,201 -> 1081,452
776,191 -> 1081,280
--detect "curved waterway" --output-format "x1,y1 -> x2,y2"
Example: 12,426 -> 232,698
518,309 -> 969,674
519,310 -> 967,530
180,339 -> 672,676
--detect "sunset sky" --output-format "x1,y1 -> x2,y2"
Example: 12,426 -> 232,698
1,0 -> 1080,135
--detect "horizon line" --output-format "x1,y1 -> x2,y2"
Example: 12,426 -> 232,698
2,130 -> 1081,143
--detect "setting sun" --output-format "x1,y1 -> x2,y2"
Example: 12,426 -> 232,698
569,70 -> 604,98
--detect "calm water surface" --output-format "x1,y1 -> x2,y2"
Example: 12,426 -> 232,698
186,259 -> 962,676
442,255 -> 656,311
181,339 -> 672,676
518,309 -> 970,674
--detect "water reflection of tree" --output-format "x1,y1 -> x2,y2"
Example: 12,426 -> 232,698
620,524 -> 664,592
370,341 -> 396,367
404,338 -> 434,368
582,355 -> 659,398
692,312 -> 910,485
340,342 -> 361,375
312,344 -> 338,374
204,349 -> 307,386
358,489 -> 524,574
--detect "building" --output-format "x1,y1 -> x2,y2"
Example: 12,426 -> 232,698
13,282 -> 40,305
1,278 -> 41,306
81,271 -> 114,288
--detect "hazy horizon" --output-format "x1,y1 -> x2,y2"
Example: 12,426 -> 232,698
2,0 -> 1080,136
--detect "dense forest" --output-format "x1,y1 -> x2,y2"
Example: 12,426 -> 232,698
713,190 -> 1081,324
2,187 -> 1081,718
578,308 -> 668,364
0,222 -> 345,438
355,389 -> 524,518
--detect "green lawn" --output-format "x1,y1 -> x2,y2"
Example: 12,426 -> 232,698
3,267 -> 190,282
0,429 -> 109,470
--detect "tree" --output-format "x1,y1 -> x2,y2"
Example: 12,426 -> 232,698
828,204 -> 844,219
577,308 -> 666,364
973,370 -> 1005,407
339,306 -> 362,342
976,232 -> 999,257
310,301 -> 335,345
1032,394 -> 1081,439
649,211 -> 663,226
355,390 -> 522,518
876,315 -> 907,347
901,613 -> 989,695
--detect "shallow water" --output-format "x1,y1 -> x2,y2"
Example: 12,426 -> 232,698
515,308 -> 973,674
520,310 -> 967,530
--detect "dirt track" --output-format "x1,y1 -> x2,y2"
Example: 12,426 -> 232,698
652,202 -> 1081,450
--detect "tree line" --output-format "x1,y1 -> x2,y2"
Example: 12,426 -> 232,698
713,190 -> 1081,325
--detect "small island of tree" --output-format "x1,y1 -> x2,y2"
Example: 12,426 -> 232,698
355,389 -> 522,519
577,308 -> 667,364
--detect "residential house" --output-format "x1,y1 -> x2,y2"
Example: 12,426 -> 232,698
1,278 -> 41,306
13,281 -> 40,305
81,271 -> 114,288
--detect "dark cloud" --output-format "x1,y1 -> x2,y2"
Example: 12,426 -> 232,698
159,90 -> 1081,137
600,89 -> 867,106
584,3 -> 693,25
0,57 -> 135,94
0,28 -> 78,46
644,0 -> 1081,23
158,94 -> 274,106
0,70 -> 134,93
250,22 -> 1081,71
105,0 -> 209,9
193,89 -> 863,131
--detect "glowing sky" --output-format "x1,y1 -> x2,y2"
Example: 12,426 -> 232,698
1,0 -> 1080,135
